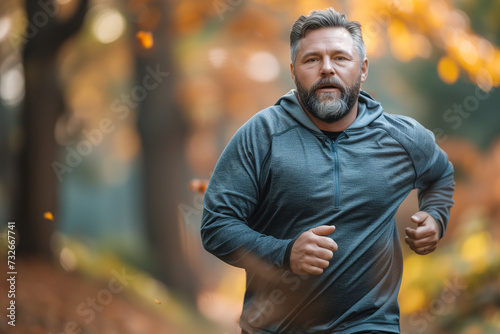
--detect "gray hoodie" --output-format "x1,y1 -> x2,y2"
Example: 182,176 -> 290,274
201,90 -> 454,333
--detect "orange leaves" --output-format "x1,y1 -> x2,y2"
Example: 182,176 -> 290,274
44,211 -> 54,221
136,31 -> 154,49
189,179 -> 209,194
349,0 -> 500,87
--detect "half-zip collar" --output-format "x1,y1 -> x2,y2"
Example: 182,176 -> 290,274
275,89 -> 384,137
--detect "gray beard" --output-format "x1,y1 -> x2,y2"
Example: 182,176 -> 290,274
295,74 -> 361,123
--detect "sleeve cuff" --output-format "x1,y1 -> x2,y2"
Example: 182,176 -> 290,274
283,238 -> 296,268
430,213 -> 444,239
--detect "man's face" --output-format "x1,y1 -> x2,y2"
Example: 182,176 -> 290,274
291,27 -> 368,123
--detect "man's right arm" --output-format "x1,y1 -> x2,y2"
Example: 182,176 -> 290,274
201,124 -> 292,269
201,119 -> 338,273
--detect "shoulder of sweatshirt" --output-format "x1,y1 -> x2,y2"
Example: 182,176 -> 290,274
242,104 -> 299,136
371,112 -> 443,169
228,104 -> 301,153
212,104 -> 303,173
374,112 -> 436,145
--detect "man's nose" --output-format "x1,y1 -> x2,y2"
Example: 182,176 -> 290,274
320,57 -> 335,76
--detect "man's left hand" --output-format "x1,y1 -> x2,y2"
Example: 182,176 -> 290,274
405,211 -> 440,255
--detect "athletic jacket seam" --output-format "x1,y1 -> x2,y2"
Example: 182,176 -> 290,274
370,124 -> 419,188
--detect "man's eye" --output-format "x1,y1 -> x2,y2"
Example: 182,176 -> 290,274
335,56 -> 348,61
306,58 -> 318,63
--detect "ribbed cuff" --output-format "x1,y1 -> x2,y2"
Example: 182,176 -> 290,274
432,214 -> 445,239
283,238 -> 296,268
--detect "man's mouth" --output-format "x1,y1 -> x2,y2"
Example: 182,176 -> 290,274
316,83 -> 341,93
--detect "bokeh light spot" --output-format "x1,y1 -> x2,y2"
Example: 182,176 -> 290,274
0,16 -> 11,42
208,48 -> 228,68
459,38 -> 479,66
92,8 -> 125,44
59,247 -> 78,272
437,57 -> 459,84
245,51 -> 280,82
0,63 -> 24,106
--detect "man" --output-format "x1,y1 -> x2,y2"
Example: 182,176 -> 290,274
201,8 -> 454,334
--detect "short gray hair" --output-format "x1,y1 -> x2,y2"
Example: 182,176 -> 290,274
290,8 -> 366,64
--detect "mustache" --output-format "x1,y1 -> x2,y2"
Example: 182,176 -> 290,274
310,77 -> 345,94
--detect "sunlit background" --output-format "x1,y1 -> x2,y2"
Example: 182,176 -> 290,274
0,0 -> 499,333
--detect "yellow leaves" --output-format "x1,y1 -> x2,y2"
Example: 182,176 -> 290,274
400,254 -> 430,314
399,287 -> 426,314
387,20 -> 415,62
427,0 -> 450,29
460,231 -> 491,263
387,19 -> 408,40
44,211 -> 54,221
437,57 -> 459,84
457,37 -> 479,67
492,50 -> 500,86
136,31 -> 154,49
452,213 -> 493,274
413,34 -> 432,58
292,0 -> 341,19
396,0 -> 415,14
402,254 -> 424,286
350,0 -> 500,87
364,30 -> 386,58
474,68 -> 493,93
387,20 -> 431,61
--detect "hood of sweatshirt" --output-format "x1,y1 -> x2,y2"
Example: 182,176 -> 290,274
275,89 -> 384,134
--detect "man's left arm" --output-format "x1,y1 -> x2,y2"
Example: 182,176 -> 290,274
405,124 -> 455,255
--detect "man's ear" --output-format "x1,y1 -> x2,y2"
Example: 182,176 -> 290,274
290,62 -> 295,82
361,58 -> 369,83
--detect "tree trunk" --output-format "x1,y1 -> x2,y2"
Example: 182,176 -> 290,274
135,4 -> 198,302
16,0 -> 88,257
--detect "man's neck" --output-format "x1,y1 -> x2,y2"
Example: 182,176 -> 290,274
300,101 -> 359,132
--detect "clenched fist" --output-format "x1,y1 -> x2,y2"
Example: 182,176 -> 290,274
290,225 -> 338,275
405,211 -> 440,255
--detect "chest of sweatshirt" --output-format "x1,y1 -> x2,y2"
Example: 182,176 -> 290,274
247,121 -> 416,240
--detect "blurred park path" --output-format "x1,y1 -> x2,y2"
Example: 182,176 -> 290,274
0,257 -> 185,334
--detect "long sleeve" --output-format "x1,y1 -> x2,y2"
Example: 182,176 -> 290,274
201,118 -> 292,268
410,126 -> 455,238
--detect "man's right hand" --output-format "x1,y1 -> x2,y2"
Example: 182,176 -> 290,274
290,225 -> 338,275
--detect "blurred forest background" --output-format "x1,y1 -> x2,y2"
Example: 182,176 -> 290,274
0,0 -> 499,333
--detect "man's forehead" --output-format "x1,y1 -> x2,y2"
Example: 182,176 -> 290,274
299,27 -> 354,53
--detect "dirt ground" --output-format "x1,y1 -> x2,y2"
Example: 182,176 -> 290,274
0,257 -> 184,334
